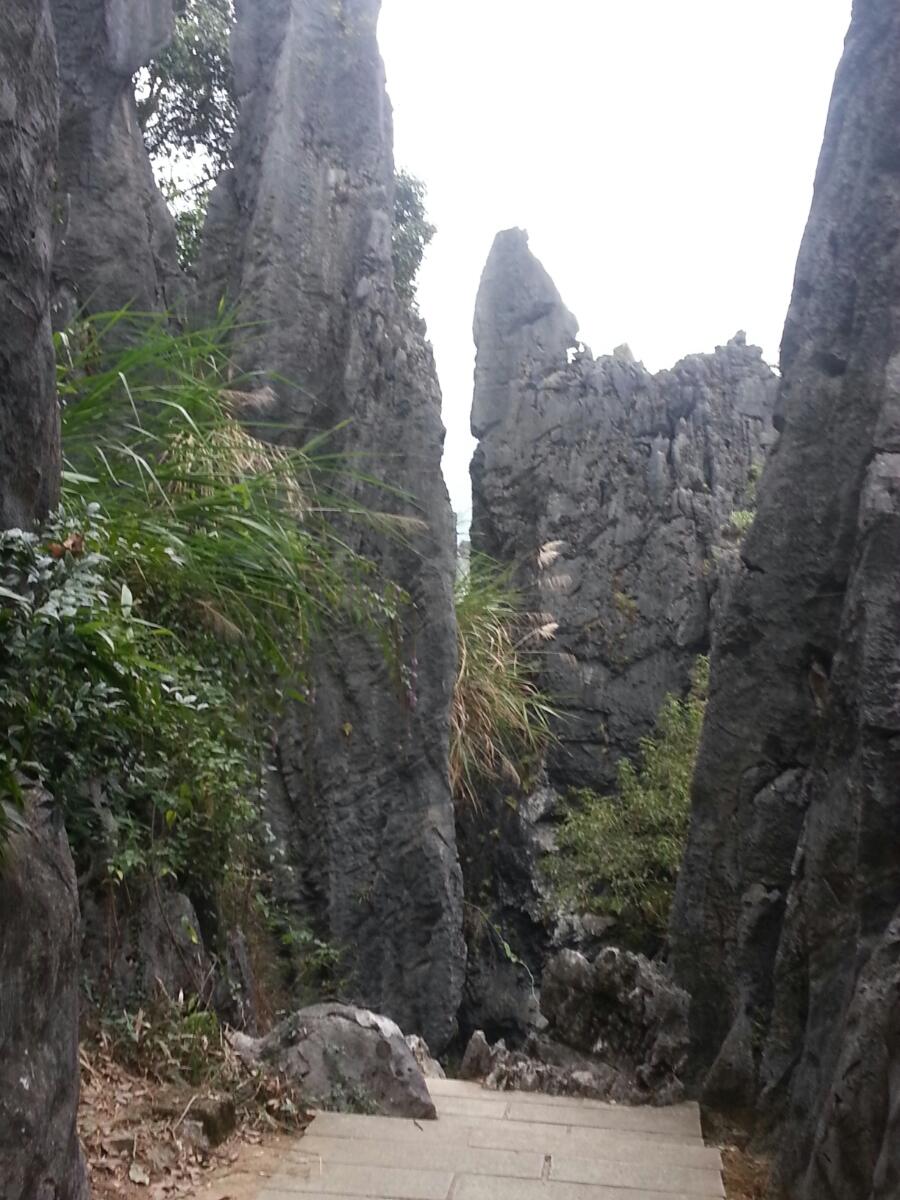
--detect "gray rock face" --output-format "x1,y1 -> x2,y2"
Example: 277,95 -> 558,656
542,948 -> 689,1101
81,887 -> 212,1008
230,1003 -> 437,1119
471,229 -> 778,793
0,0 -> 60,529
50,0 -> 181,317
0,792 -> 89,1200
199,0 -> 463,1052
465,230 -> 776,1041
0,11 -> 86,1197
460,947 -> 689,1107
669,3 -> 900,1196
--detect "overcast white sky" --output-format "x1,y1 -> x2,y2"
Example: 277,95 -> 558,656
378,0 -> 852,528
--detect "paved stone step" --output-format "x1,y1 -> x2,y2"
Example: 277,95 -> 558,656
429,1079 -> 702,1121
262,1160 -> 452,1197
287,1135 -> 544,1179
308,1111 -> 719,1167
454,1179 -> 719,1200
284,1135 -> 723,1198
505,1100 -> 702,1139
426,1084 -> 702,1140
549,1154 -> 724,1196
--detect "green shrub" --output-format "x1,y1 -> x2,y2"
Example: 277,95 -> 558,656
0,514 -> 255,895
546,658 -> 708,944
0,313 -> 405,895
451,555 -> 557,809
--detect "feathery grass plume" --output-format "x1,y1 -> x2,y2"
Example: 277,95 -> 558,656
546,657 -> 709,947
451,554 -> 557,809
56,310 -> 407,677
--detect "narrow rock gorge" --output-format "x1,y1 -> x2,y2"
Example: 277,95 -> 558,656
463,228 -> 777,1038
7,0 -> 900,1194
199,0 -> 464,1051
671,1 -> 900,1195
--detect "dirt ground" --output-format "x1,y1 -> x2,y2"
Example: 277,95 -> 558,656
79,1044 -> 308,1200
721,1144 -> 772,1200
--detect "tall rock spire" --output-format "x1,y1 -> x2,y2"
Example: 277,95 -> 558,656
0,4 -> 89,1197
670,2 -> 900,1193
0,0 -> 61,528
199,0 -> 464,1050
50,0 -> 181,317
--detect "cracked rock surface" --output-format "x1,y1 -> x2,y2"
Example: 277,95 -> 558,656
471,228 -> 778,794
200,0 -> 464,1052
670,2 -> 900,1195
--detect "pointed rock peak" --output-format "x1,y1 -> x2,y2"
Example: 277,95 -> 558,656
476,228 -> 579,342
473,229 -> 581,437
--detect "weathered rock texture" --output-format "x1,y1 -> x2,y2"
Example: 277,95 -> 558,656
199,0 -> 463,1051
460,948 -> 689,1107
0,9 -> 87,1197
50,0 -> 181,318
230,1003 -> 437,1119
81,887 -> 212,1009
464,229 -> 777,1041
472,229 -> 778,793
0,0 -> 61,529
670,3 -> 900,1196
0,792 -> 89,1200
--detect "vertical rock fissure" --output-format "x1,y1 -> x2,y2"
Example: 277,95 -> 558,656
199,0 -> 465,1052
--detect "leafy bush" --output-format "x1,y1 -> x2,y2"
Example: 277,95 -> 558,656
0,515 -> 254,896
392,171 -> 436,304
0,313 -> 404,898
451,555 -> 557,809
546,658 -> 709,944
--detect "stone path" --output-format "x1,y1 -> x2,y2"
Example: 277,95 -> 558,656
250,1078 -> 724,1200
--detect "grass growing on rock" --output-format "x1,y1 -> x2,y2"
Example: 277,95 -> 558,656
451,554 -> 557,809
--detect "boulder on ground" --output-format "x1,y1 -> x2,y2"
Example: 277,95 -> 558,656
230,1003 -> 436,1119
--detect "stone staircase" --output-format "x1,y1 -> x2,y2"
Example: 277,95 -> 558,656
245,1077 -> 724,1199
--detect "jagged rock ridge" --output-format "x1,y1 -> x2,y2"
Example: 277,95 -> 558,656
199,0 -> 464,1052
670,2 -> 900,1196
471,228 -> 778,794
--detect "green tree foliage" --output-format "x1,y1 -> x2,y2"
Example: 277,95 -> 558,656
546,658 -> 709,945
136,0 -> 436,287
392,170 -> 436,305
136,0 -> 236,174
451,555 -> 557,809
